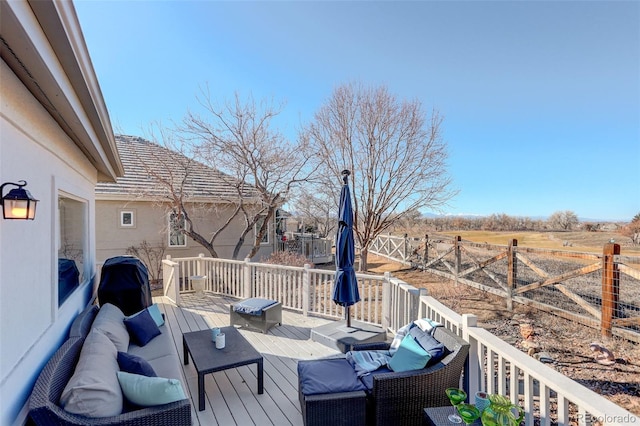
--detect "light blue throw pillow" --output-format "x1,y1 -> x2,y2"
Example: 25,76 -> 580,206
147,304 -> 164,326
117,372 -> 186,406
388,334 -> 431,372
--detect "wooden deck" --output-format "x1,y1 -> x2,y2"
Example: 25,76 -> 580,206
154,293 -> 346,426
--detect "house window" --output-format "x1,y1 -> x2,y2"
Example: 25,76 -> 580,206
58,194 -> 87,306
168,212 -> 186,247
255,215 -> 270,245
120,210 -> 135,227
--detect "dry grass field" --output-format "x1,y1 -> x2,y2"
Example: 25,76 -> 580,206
437,230 -> 640,256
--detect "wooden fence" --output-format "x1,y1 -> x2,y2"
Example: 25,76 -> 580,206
370,234 -> 640,342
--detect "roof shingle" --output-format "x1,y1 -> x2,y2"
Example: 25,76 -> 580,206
95,135 -> 259,201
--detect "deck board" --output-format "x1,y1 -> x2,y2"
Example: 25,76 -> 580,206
154,293 -> 344,426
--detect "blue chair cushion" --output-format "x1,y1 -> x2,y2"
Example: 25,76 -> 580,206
233,298 -> 277,316
298,358 -> 367,395
358,366 -> 393,392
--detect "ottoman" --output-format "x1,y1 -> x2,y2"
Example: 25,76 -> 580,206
230,297 -> 282,333
297,358 -> 367,426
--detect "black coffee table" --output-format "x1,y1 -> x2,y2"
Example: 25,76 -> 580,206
183,326 -> 264,411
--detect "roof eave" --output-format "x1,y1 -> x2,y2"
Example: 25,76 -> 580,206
1,0 -> 124,181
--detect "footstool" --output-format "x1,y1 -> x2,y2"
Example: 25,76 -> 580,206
230,297 -> 282,333
297,358 -> 367,426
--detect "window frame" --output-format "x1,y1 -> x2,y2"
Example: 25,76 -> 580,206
168,212 -> 187,247
119,209 -> 135,228
255,215 -> 270,246
57,192 -> 89,307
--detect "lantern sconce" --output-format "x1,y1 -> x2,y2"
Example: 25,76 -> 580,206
1,180 -> 38,220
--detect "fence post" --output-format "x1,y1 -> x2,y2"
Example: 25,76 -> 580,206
601,243 -> 620,337
302,263 -> 310,317
382,272 -> 391,331
243,258 -> 252,299
506,239 -> 517,311
386,233 -> 391,257
454,236 -> 462,285
462,314 -> 480,398
403,233 -> 409,263
423,234 -> 429,269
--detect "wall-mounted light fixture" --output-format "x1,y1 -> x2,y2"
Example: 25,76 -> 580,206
1,180 -> 38,220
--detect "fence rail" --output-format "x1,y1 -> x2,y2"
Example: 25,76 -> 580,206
162,253 -> 638,425
370,234 -> 640,342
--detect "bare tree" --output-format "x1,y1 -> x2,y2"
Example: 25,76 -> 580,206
181,91 -> 313,259
621,212 -> 640,245
303,83 -> 456,271
291,189 -> 336,238
548,210 -> 580,231
126,240 -> 166,285
123,131 -> 248,259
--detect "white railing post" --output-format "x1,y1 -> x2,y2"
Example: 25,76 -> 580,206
462,314 -> 480,399
162,255 -> 181,306
243,258 -> 251,299
162,255 -> 170,298
197,253 -> 204,274
418,288 -> 429,319
197,253 -> 206,292
412,288 -> 427,320
382,271 -> 391,331
302,263 -> 310,317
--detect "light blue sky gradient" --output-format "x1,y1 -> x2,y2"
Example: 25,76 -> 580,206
74,1 -> 639,221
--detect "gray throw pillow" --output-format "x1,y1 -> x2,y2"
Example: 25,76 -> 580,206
60,329 -> 123,417
93,303 -> 130,352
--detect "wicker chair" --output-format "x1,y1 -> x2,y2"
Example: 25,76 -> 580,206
351,326 -> 469,426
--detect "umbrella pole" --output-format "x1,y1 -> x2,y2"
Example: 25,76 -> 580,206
345,306 -> 351,328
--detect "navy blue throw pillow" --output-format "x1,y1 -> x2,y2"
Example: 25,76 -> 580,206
117,352 -> 157,377
409,327 -> 446,365
124,309 -> 161,346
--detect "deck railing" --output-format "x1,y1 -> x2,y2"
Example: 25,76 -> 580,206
162,255 -> 639,425
162,254 -> 388,327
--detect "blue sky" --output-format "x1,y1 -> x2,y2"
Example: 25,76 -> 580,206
74,1 -> 639,222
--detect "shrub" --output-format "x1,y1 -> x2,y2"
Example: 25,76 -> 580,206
262,251 -> 315,268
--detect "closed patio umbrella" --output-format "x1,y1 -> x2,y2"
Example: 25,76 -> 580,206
332,170 -> 360,327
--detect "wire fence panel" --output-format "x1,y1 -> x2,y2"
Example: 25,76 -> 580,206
370,234 -> 640,342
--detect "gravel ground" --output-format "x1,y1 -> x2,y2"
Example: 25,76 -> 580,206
387,265 -> 640,417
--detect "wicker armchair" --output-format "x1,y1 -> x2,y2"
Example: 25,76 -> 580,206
352,326 -> 469,426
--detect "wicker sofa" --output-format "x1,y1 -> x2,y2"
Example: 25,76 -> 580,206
353,326 -> 469,426
28,304 -> 191,426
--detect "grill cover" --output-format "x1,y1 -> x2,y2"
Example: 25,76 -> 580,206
98,256 -> 151,316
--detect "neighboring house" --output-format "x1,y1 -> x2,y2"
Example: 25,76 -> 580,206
95,135 -> 278,267
0,2 -> 123,425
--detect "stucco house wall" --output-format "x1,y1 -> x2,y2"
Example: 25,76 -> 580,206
95,199 -> 268,265
0,2 -> 122,424
95,135 -> 277,270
